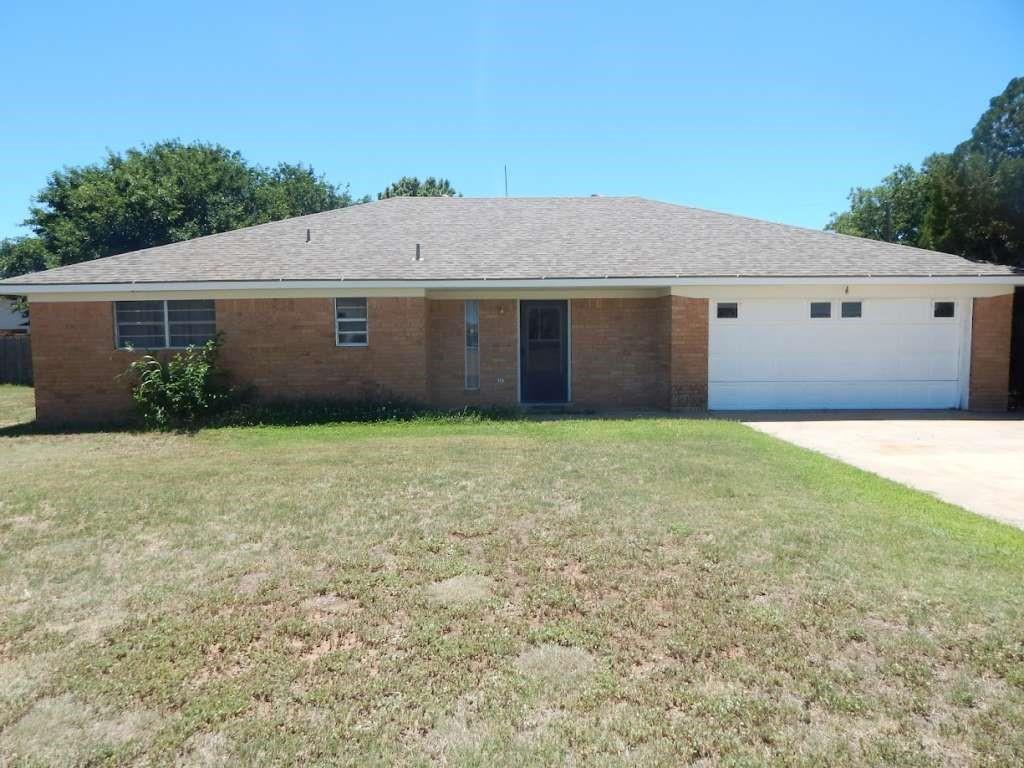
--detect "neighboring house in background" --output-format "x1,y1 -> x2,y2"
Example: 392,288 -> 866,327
1,196 -> 1021,426
0,297 -> 29,335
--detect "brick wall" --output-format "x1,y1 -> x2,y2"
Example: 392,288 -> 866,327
28,293 -> 715,424
29,297 -> 430,425
970,293 -> 1013,411
428,299 -> 517,407
667,295 -> 708,409
30,301 -> 137,426
569,297 -> 670,408
217,297 -> 429,403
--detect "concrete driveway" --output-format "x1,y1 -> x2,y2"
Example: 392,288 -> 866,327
744,415 -> 1024,528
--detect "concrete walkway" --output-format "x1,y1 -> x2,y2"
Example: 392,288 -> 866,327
744,415 -> 1024,529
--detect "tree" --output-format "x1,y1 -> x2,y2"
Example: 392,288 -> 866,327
0,237 -> 53,313
27,141 -> 350,267
378,176 -> 459,199
0,236 -> 52,280
826,164 -> 930,245
827,77 -> 1024,267
964,76 -> 1023,160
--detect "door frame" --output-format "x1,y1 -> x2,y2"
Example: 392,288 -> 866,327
517,299 -> 571,404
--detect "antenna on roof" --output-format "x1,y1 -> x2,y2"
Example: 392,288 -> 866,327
306,228 -> 311,243
504,165 -> 509,197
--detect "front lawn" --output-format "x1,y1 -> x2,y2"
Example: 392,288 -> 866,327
1,385 -> 1022,766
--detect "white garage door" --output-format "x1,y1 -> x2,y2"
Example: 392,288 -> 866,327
708,298 -> 967,410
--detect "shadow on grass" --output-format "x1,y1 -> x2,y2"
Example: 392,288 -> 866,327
0,398 -> 529,437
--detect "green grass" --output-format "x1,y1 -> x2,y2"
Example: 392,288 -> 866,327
1,384 -> 1022,766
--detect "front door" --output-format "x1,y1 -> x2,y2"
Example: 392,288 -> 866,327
520,300 -> 568,403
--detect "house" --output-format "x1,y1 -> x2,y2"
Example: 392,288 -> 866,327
1,196 -> 1021,426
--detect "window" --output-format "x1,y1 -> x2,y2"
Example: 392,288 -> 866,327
115,300 -> 216,349
464,300 -> 480,390
810,301 -> 832,319
933,301 -> 955,319
716,302 -> 738,319
336,298 -> 368,346
841,301 -> 862,319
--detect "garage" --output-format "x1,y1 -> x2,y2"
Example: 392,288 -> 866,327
708,297 -> 969,410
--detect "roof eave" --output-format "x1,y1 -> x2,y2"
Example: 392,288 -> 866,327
5,274 -> 1023,294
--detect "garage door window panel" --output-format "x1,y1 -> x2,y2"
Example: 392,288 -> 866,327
716,302 -> 739,319
810,301 -> 832,319
841,301 -> 862,319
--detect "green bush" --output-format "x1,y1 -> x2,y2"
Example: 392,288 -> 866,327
208,398 -> 522,428
122,336 -> 233,430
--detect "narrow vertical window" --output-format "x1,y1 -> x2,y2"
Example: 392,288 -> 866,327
464,300 -> 480,390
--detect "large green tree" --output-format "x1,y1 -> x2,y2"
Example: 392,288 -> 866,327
378,176 -> 459,199
0,237 -> 53,312
825,164 -> 929,245
828,77 -> 1024,267
0,236 -> 52,280
26,141 -> 350,268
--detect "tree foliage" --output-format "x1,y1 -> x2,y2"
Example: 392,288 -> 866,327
828,77 -> 1024,267
378,176 -> 459,199
0,236 -> 52,280
26,141 -> 351,268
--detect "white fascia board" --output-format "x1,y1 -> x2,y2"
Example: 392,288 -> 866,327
8,274 -> 1024,296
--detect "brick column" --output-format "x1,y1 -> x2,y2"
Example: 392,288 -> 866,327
969,293 -> 1013,411
667,295 -> 709,410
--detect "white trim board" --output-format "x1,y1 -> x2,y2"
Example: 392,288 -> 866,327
10,274 -> 1023,298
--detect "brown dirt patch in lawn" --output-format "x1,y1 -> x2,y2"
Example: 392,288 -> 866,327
427,575 -> 494,607
236,571 -> 271,595
301,593 -> 361,621
0,694 -> 158,764
176,730 -> 231,767
299,631 -> 365,662
420,692 -> 497,762
516,644 -> 596,688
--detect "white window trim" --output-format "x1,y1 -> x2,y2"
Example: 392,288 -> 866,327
839,300 -> 863,320
335,297 -> 369,347
932,299 -> 957,321
114,299 -> 216,350
715,300 -> 740,320
809,300 -> 833,320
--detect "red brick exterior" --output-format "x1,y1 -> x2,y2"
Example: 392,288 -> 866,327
428,299 -> 517,407
970,294 -> 1013,411
216,297 -> 429,403
30,301 -> 138,425
570,297 -> 669,408
28,291 -> 1013,425
667,296 -> 709,409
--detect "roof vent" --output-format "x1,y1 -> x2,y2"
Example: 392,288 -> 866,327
414,243 -> 422,261
305,228 -> 311,243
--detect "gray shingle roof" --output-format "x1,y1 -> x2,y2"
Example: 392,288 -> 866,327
2,196 -> 1016,286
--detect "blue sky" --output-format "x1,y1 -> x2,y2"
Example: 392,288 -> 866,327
2,1 -> 1021,239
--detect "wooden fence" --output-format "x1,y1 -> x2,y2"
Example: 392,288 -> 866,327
0,335 -> 32,385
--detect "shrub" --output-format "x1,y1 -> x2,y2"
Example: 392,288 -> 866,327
122,336 -> 233,430
208,398 -> 522,428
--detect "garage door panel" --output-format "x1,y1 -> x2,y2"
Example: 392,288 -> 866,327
708,298 -> 964,410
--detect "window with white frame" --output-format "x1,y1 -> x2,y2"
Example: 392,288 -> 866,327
335,298 -> 368,346
716,302 -> 738,319
810,301 -> 832,319
465,300 -> 480,390
841,301 -> 862,318
114,300 -> 216,349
